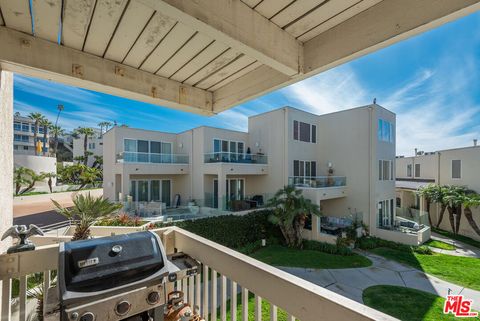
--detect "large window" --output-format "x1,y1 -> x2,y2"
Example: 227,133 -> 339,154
452,160 -> 461,179
124,139 -> 173,163
293,120 -> 316,143
213,139 -> 244,155
406,164 -> 412,177
14,134 -> 29,142
378,160 -> 394,180
378,199 -> 394,227
293,160 -> 317,177
130,179 -> 171,206
414,164 -> 421,178
13,122 -> 21,131
378,119 -> 394,143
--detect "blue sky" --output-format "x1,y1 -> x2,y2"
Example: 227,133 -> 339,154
14,11 -> 480,156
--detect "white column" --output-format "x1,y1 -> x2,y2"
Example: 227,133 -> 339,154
0,69 -> 13,254
217,169 -> 226,210
0,68 -> 13,320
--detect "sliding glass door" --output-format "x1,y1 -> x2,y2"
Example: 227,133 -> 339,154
130,179 -> 171,205
213,178 -> 245,209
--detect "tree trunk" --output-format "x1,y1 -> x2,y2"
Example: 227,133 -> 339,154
54,132 -> 59,156
426,201 -> 432,226
34,120 -> 39,156
15,183 -> 21,195
436,204 -> 447,228
21,181 -> 36,195
464,207 -> 480,237
447,206 -> 455,234
455,205 -> 462,234
83,135 -> 88,166
43,126 -> 48,156
72,224 -> 91,241
48,177 -> 53,193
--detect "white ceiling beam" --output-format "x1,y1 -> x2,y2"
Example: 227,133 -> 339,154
0,27 -> 213,115
214,0 -> 480,112
138,0 -> 303,77
304,0 -> 480,75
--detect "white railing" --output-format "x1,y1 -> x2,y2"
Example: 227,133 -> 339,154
0,227 -> 396,321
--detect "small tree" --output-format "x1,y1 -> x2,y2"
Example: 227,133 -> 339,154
92,155 -> 103,169
267,186 -> 320,248
41,172 -> 56,193
20,172 -> 46,195
39,118 -> 51,156
52,193 -> 122,241
13,167 -> 34,195
78,167 -> 102,190
49,125 -> 65,157
416,183 -> 438,226
462,193 -> 480,237
74,127 -> 96,166
28,112 -> 45,156
444,185 -> 466,234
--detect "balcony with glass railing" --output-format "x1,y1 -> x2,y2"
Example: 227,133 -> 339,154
288,176 -> 346,188
204,152 -> 267,164
116,152 -> 189,164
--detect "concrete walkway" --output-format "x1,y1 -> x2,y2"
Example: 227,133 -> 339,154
279,252 -> 480,310
429,232 -> 480,258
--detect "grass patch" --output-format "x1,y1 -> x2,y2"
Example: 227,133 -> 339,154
250,245 -> 372,269
432,228 -> 480,249
370,247 -> 480,290
425,240 -> 455,251
363,285 -> 479,321
215,292 -> 295,321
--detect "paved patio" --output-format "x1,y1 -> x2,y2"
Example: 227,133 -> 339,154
279,252 -> 480,310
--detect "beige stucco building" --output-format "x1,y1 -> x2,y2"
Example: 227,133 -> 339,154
102,104 -> 424,244
396,143 -> 480,241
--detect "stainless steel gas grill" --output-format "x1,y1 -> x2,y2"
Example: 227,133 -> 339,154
44,231 -> 199,321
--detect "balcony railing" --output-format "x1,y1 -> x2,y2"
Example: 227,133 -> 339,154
289,176 -> 347,188
204,152 -> 268,164
0,227 -> 393,321
117,152 -> 189,164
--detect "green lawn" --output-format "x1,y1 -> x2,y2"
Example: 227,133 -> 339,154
370,247 -> 480,290
250,245 -> 372,269
425,240 -> 455,250
215,292 -> 295,321
432,228 -> 480,249
363,285 -> 479,321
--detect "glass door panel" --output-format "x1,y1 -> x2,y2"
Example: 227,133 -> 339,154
230,141 -> 237,161
162,180 -> 171,207
151,180 -> 160,201
213,179 -> 218,208
130,180 -> 137,201
161,142 -> 172,163
137,181 -> 149,202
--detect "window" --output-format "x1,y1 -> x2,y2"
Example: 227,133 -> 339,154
293,120 -> 316,143
378,119 -> 394,143
88,143 -> 95,149
452,160 -> 461,179
14,145 -> 18,150
137,140 -> 149,153
293,160 -> 316,177
414,164 -> 421,178
13,122 -> 21,131
407,164 -> 412,177
213,139 -> 244,156
23,146 -> 28,150
378,160 -> 393,180
22,123 -> 29,132
124,139 -> 136,152
14,135 -> 29,142
378,199 -> 394,227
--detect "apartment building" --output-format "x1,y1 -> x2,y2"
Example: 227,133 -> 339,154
103,104 -> 421,244
73,128 -> 103,167
396,142 -> 480,240
13,113 -> 49,155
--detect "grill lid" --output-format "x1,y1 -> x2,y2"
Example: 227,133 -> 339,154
59,231 -> 167,300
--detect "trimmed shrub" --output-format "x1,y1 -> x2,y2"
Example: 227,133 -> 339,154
156,210 -> 282,250
413,245 -> 433,255
303,240 -> 353,256
357,236 -> 433,255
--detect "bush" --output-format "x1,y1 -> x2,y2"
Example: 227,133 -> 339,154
303,240 -> 353,256
413,245 -> 433,255
237,240 -> 263,255
95,213 -> 147,227
156,210 -> 283,250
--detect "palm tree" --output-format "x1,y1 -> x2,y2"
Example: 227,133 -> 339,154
416,183 -> 438,226
74,127 -> 96,166
444,185 -> 466,234
41,172 -> 56,193
52,193 -> 122,241
266,186 -> 321,248
13,167 -> 34,195
103,121 -> 112,132
39,118 -> 51,156
462,193 -> 480,237
28,113 -> 45,156
49,125 -> 65,157
92,155 -> 103,169
432,185 -> 450,228
98,121 -> 112,137
78,166 -> 102,190
20,171 -> 46,195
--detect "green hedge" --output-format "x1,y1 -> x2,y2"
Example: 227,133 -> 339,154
357,236 -> 432,255
303,240 -> 353,256
156,210 -> 283,250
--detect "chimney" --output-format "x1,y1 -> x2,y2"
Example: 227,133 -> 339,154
414,148 -> 418,156
474,139 -> 478,147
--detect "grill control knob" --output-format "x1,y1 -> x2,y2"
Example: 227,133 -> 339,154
115,301 -> 131,316
147,291 -> 160,305
79,312 -> 95,321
